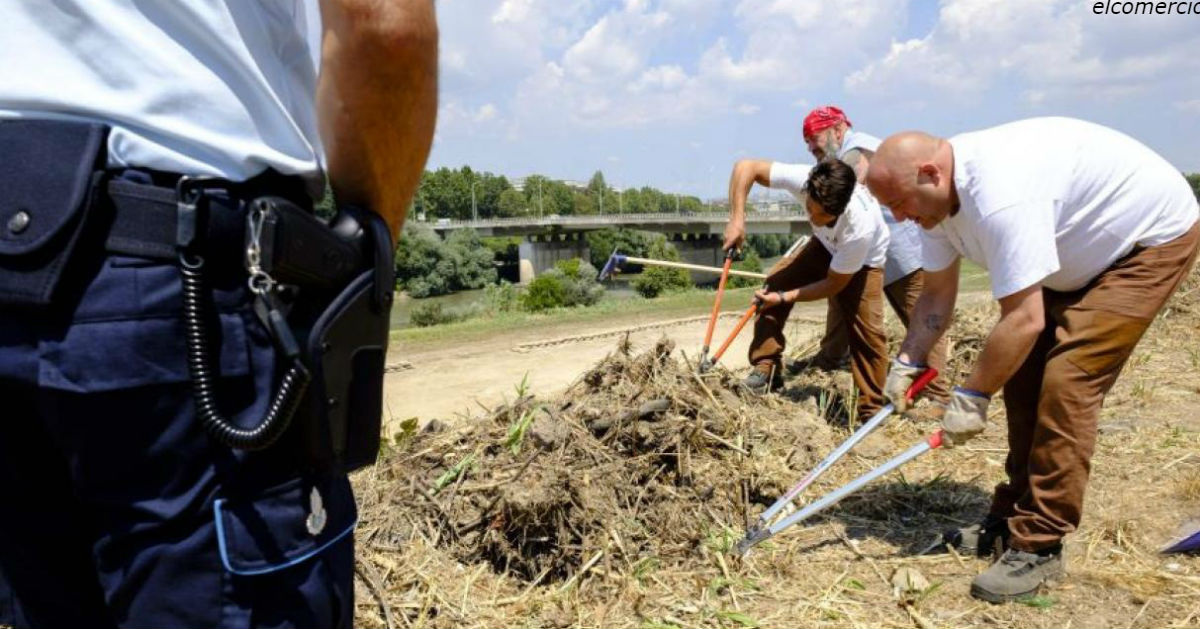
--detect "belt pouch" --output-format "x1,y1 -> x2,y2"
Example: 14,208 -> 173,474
0,120 -> 109,307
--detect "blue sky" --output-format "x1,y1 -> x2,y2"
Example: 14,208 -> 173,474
429,0 -> 1200,199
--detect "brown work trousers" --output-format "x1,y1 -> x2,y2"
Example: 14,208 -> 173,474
748,239 -> 889,417
993,221 -> 1200,551
818,270 -> 951,403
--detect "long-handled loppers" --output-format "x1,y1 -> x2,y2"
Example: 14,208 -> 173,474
735,368 -> 940,556
699,299 -> 760,372
699,249 -> 736,370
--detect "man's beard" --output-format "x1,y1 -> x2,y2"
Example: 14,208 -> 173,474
821,136 -> 840,161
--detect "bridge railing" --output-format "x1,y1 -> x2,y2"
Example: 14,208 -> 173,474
426,210 -> 806,229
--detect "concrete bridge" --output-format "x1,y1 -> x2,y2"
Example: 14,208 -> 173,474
426,211 -> 811,283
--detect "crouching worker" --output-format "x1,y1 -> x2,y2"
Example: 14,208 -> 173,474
723,159 -> 890,418
868,117 -> 1199,603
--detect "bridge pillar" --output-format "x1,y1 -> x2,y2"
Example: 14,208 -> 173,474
670,233 -> 724,285
518,232 -> 591,284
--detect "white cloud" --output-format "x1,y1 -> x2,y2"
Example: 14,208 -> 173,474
474,103 -> 499,122
1175,99 -> 1200,113
629,64 -> 688,92
736,103 -> 761,115
492,0 -> 534,24
846,0 -> 1200,104
437,101 -> 507,136
507,0 -> 908,130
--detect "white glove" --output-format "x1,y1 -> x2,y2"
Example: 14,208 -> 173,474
941,387 -> 991,447
884,358 -> 925,412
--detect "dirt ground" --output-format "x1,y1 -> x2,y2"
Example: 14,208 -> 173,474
362,286 -> 1200,628
383,303 -> 830,434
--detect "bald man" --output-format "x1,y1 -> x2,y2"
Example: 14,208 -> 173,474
867,117 -> 1199,602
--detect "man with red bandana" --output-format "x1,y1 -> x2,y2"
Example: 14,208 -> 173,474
791,106 -> 950,417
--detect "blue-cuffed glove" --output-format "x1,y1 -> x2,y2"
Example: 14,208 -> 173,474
884,358 -> 925,412
942,387 -> 991,447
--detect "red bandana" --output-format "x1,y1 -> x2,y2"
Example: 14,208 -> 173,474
802,106 -> 851,140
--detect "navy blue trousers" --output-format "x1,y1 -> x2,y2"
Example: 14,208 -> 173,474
0,247 -> 356,627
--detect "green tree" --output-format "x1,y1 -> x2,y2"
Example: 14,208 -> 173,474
497,188 -> 527,217
632,237 -> 692,298
1187,173 -> 1199,201
394,223 -> 451,297
585,228 -> 656,269
395,225 -> 497,297
587,170 -> 607,196
444,228 -> 498,289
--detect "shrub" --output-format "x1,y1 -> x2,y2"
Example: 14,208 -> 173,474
409,301 -> 456,327
555,258 -> 604,307
728,248 -> 763,289
521,274 -> 568,312
632,237 -> 692,298
517,258 -> 605,312
483,281 -> 520,314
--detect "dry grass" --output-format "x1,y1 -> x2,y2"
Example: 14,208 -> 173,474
353,269 -> 1200,628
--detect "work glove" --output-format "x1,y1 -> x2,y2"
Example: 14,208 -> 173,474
941,387 -> 991,448
884,358 -> 925,412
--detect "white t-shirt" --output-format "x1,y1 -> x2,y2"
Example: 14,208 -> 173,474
840,129 -> 881,156
769,162 -> 889,274
0,1 -> 326,195
922,117 -> 1199,298
840,130 -> 924,285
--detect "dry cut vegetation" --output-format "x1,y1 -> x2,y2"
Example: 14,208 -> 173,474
353,270 -> 1200,629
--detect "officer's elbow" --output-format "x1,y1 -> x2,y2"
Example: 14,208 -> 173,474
323,0 -> 437,58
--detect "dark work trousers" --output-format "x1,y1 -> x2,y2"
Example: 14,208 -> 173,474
748,238 -> 889,417
0,193 -> 356,626
817,270 -> 951,404
993,221 -> 1199,551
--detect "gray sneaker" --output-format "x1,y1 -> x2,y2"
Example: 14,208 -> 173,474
971,547 -> 1064,603
944,514 -> 1010,558
741,369 -> 784,394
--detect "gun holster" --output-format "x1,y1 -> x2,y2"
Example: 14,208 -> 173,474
248,199 -> 395,474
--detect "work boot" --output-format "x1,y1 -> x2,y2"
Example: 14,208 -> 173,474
970,546 -> 1064,603
944,514 -> 1010,557
785,352 -> 844,375
742,367 -> 784,394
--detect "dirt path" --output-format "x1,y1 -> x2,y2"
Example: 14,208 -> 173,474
382,301 -> 828,433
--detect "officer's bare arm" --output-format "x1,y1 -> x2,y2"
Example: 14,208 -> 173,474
317,0 -> 438,241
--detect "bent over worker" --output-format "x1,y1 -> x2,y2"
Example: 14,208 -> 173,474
795,106 -> 950,414
724,159 -> 891,418
868,117 -> 1199,603
0,1 -> 437,626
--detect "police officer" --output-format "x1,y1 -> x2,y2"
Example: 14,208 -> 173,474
0,1 -> 437,626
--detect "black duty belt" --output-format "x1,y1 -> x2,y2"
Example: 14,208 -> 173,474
103,178 -> 249,262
